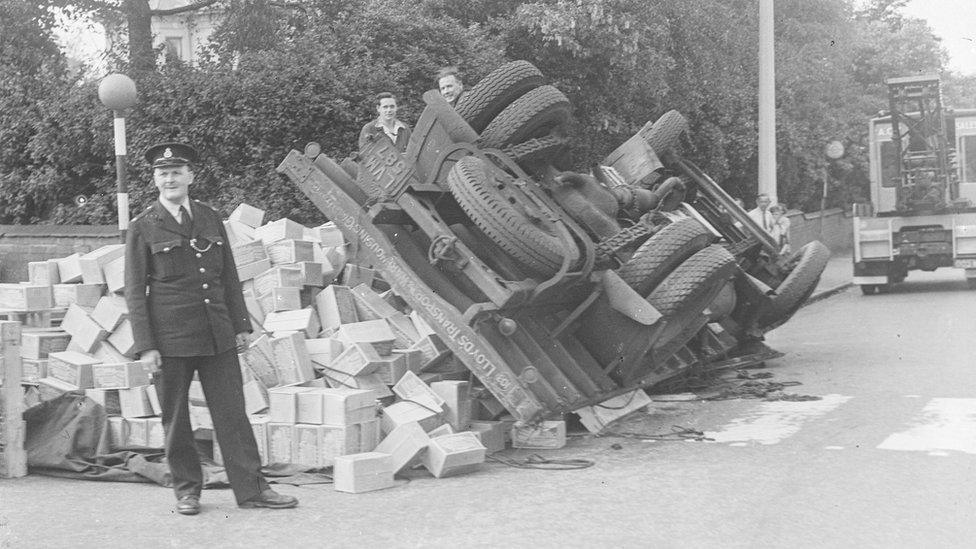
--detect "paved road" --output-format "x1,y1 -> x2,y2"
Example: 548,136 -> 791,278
2,269 -> 974,548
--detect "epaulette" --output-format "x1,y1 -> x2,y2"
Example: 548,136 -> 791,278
130,205 -> 156,223
193,199 -> 218,214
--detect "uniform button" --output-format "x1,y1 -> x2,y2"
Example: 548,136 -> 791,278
164,247 -> 170,252
204,298 -> 211,304
202,283 -> 209,289
196,253 -> 202,258
199,267 -> 205,273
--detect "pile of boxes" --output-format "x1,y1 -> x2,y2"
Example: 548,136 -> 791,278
7,203 -> 578,493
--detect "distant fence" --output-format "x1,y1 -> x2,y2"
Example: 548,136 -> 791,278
0,225 -> 120,283
0,212 -> 855,283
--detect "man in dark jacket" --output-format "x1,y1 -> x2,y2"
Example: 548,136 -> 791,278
357,92 -> 411,153
124,142 -> 297,515
437,66 -> 464,107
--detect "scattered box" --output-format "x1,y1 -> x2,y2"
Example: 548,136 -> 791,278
119,385 -> 154,418
232,240 -> 269,267
311,222 -> 345,247
372,353 -> 408,385
341,264 -> 375,289
374,421 -> 430,474
271,332 -> 315,385
254,265 -> 304,296
240,335 -> 279,388
86,388 -> 122,415
229,203 -> 265,228
313,285 -> 359,333
243,379 -> 269,414
21,358 -> 48,383
107,318 -> 135,357
103,255 -> 126,294
266,239 -> 315,265
320,388 -> 377,425
20,331 -> 71,360
255,218 -> 305,244
422,432 -> 486,478
469,421 -> 506,454
574,389 -> 653,434
335,319 -> 396,355
242,289 -> 266,327
263,308 -> 319,336
512,420 -> 567,449
0,284 -> 53,311
267,422 -> 294,464
91,361 -> 150,389
351,284 -> 399,320
36,376 -> 78,401
426,424 -> 454,438
52,284 -> 104,308
91,340 -> 130,364
295,262 -> 324,287
47,350 -> 101,388
359,418 -> 381,452
146,384 -> 162,415
224,219 -> 255,247
392,348 -> 424,373
333,452 -> 395,493
238,258 -> 272,282
55,253 -> 83,284
28,260 -> 60,286
393,371 -> 445,413
431,381 -> 471,432
408,334 -> 450,369
330,342 -> 383,377
381,401 -> 443,435
268,386 -> 314,423
305,337 -> 344,369
91,295 -> 128,331
79,244 -> 125,285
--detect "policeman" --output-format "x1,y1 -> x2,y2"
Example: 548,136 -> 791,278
124,142 -> 297,515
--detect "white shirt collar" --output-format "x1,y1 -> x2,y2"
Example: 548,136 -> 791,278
159,197 -> 192,221
374,119 -> 406,132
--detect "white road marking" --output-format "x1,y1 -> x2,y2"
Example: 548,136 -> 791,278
706,394 -> 851,445
825,445 -> 844,450
878,398 -> 976,455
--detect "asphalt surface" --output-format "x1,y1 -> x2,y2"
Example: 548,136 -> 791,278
6,256 -> 976,548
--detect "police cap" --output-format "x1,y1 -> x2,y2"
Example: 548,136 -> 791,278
145,142 -> 199,169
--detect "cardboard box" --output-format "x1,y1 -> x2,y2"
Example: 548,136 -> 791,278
257,287 -> 303,315
310,222 -> 345,247
103,255 -> 126,294
232,240 -> 269,267
240,335 -> 279,388
386,313 -> 420,349
55,253 -> 83,284
430,381 -> 471,432
409,311 -> 437,338
271,332 -> 315,385
427,424 -> 454,438
79,244 -> 125,285
189,404 -> 213,431
340,264 -> 375,289
242,379 -> 268,415
392,348 -> 424,373
263,308 -> 319,336
408,334 -> 450,369
335,320 -> 396,355
0,284 -> 53,311
20,331 -> 71,359
255,218 -> 305,244
573,389 -> 653,434
37,376 -> 78,401
330,342 -> 383,377
125,418 -> 150,448
268,386 -> 314,423
238,258 -> 272,282
147,384 -> 162,415
374,421 -> 430,474
66,317 -> 109,354
267,422 -> 294,464
119,385 -> 154,418
146,417 -> 165,448
21,358 -> 48,383
266,239 -> 315,265
469,421 -> 506,454
313,285 -> 359,333
47,350 -> 101,388
381,401 -> 443,435
107,318 -> 135,357
318,388 -> 377,426
52,284 -> 104,308
91,361 -> 150,389
254,265 -> 304,296
359,418 -> 381,452
350,284 -> 399,320
305,338 -> 344,369
91,340 -> 130,364
86,388 -> 122,415
107,417 -> 127,450
229,203 -> 266,228
292,423 -> 360,467
393,371 -> 445,413
373,353 -> 408,385
28,260 -> 60,286
333,452 -> 395,493
512,420 -> 567,449
224,220 -> 255,247
91,295 -> 128,331
242,289 -> 266,328
422,432 -> 486,478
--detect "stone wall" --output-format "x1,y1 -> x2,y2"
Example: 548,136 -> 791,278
0,226 -> 121,283
786,208 -> 853,252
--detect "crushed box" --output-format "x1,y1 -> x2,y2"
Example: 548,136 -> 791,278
422,432 -> 486,478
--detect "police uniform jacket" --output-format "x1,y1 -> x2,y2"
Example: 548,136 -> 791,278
124,199 -> 251,357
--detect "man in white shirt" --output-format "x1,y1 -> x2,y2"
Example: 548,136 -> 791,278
748,193 -> 774,234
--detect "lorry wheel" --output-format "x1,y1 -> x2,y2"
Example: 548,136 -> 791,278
616,218 -> 714,296
455,60 -> 545,133
478,85 -> 572,150
647,245 -> 738,360
860,284 -> 877,295
501,134 -> 570,168
639,110 -> 689,158
448,155 -> 579,276
758,241 -> 831,331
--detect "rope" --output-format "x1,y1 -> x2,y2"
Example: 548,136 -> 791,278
599,425 -> 714,442
488,454 -> 595,470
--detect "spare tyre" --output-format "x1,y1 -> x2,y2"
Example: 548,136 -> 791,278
455,60 -> 545,133
615,218 -> 714,296
639,110 -> 689,159
757,241 -> 831,332
478,85 -> 572,149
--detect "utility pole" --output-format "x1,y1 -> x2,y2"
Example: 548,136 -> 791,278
758,0 -> 777,204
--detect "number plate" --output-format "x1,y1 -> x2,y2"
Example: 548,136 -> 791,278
954,258 -> 976,268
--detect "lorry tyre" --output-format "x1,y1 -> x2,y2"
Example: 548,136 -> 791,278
616,218 -> 714,296
860,284 -> 877,295
758,241 -> 831,331
455,60 -> 545,133
639,110 -> 689,158
448,155 -> 579,276
646,245 -> 738,360
478,85 -> 572,150
501,134 -> 570,167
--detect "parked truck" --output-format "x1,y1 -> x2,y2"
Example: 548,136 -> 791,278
278,61 -> 829,423
854,75 -> 976,293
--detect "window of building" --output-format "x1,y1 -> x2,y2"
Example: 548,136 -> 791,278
164,36 -> 184,61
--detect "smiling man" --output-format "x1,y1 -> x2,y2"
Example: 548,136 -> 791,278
357,92 -> 411,153
124,142 -> 297,515
436,66 -> 464,107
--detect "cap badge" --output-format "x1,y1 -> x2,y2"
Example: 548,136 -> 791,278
163,147 -> 173,158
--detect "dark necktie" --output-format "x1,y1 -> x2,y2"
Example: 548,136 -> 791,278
179,205 -> 191,230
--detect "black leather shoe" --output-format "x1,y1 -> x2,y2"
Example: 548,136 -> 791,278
239,489 -> 298,509
175,495 -> 200,516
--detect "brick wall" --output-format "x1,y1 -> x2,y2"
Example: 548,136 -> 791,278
0,226 -> 120,283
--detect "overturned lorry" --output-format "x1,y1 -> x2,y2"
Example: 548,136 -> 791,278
277,61 -> 829,424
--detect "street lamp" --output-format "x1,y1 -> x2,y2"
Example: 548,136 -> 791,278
821,140 -> 845,237
98,73 -> 138,242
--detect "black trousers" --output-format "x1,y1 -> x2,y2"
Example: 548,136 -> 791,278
158,349 -> 268,504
